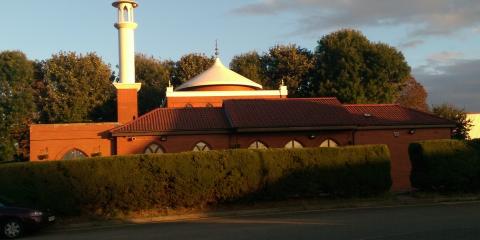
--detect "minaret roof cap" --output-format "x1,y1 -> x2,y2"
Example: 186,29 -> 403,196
112,0 -> 138,8
175,58 -> 263,91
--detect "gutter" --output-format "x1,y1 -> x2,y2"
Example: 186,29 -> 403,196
112,129 -> 231,137
111,124 -> 455,137
355,124 -> 456,130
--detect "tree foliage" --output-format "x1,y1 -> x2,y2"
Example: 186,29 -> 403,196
136,54 -> 174,114
35,52 -> 115,123
312,29 -> 411,103
261,45 -> 314,96
229,51 -> 265,86
0,51 -> 35,161
172,53 -> 214,86
396,77 -> 428,111
432,103 -> 472,140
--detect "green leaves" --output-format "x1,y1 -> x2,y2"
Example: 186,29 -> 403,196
0,145 -> 391,216
135,54 -> 174,114
36,52 -> 115,123
230,51 -> 265,86
395,77 -> 428,111
432,103 -> 472,140
0,51 -> 35,161
410,139 -> 480,192
229,29 -> 412,102
261,44 -> 314,97
172,53 -> 214,86
313,29 -> 411,104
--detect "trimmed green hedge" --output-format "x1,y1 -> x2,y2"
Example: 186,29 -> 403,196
0,145 -> 391,216
409,139 -> 480,192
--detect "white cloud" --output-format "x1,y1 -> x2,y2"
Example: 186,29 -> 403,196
427,51 -> 464,64
234,0 -> 480,37
398,40 -> 424,49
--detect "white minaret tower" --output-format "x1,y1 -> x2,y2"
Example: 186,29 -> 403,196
112,0 -> 141,123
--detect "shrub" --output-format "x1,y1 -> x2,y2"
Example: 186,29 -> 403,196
409,139 -> 480,192
0,145 -> 391,216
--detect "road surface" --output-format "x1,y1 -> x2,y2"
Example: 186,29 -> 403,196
28,201 -> 480,240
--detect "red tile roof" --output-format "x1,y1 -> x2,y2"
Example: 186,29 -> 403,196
111,98 -> 454,136
111,108 -> 230,134
344,104 -> 454,126
223,98 -> 355,129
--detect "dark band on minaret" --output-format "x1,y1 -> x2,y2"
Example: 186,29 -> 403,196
215,40 -> 219,58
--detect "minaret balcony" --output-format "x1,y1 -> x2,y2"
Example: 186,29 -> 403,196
114,22 -> 138,29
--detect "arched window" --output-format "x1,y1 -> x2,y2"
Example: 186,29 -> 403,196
206,103 -> 214,108
320,139 -> 339,148
123,6 -> 129,22
248,141 -> 268,149
185,103 -> 193,108
284,140 -> 303,149
62,149 -> 87,160
144,143 -> 164,154
193,142 -> 210,152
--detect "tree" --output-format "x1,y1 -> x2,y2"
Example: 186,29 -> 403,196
36,52 -> 115,123
261,44 -> 314,96
135,54 -> 174,114
172,53 -> 214,86
396,77 -> 429,111
312,29 -> 411,103
0,51 -> 35,161
432,103 -> 472,140
230,51 -> 265,86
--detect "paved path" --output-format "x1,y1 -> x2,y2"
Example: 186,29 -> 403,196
28,202 -> 480,240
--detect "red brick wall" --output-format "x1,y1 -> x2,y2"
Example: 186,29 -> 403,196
167,95 -> 281,108
354,128 -> 452,191
115,134 -> 231,155
30,123 -> 118,161
117,89 -> 138,123
114,131 -> 352,155
234,131 -> 352,149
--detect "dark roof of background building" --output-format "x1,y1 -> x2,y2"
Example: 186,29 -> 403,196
111,108 -> 230,134
344,104 -> 455,126
111,98 -> 455,135
223,98 -> 355,129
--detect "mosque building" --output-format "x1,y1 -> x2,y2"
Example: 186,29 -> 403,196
29,0 -> 454,191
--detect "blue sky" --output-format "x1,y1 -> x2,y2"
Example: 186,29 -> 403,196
2,0 -> 480,111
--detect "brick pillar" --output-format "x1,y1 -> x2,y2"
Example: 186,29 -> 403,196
117,88 -> 138,124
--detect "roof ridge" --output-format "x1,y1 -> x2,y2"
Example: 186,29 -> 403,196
224,97 -> 339,102
110,108 -> 164,132
400,106 -> 456,123
344,104 -> 400,107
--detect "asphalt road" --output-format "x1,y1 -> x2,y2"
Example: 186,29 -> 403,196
28,202 -> 480,240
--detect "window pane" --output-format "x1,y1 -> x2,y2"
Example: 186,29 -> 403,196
320,139 -> 339,148
193,142 -> 210,151
62,149 -> 87,160
285,140 -> 303,149
249,141 -> 268,149
145,143 -> 164,154
329,140 -> 338,147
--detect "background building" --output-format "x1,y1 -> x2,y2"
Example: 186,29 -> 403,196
467,113 -> 480,139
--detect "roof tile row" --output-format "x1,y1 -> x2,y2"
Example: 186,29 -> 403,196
112,98 -> 454,135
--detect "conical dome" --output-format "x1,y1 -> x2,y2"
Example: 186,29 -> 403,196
175,58 -> 263,91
